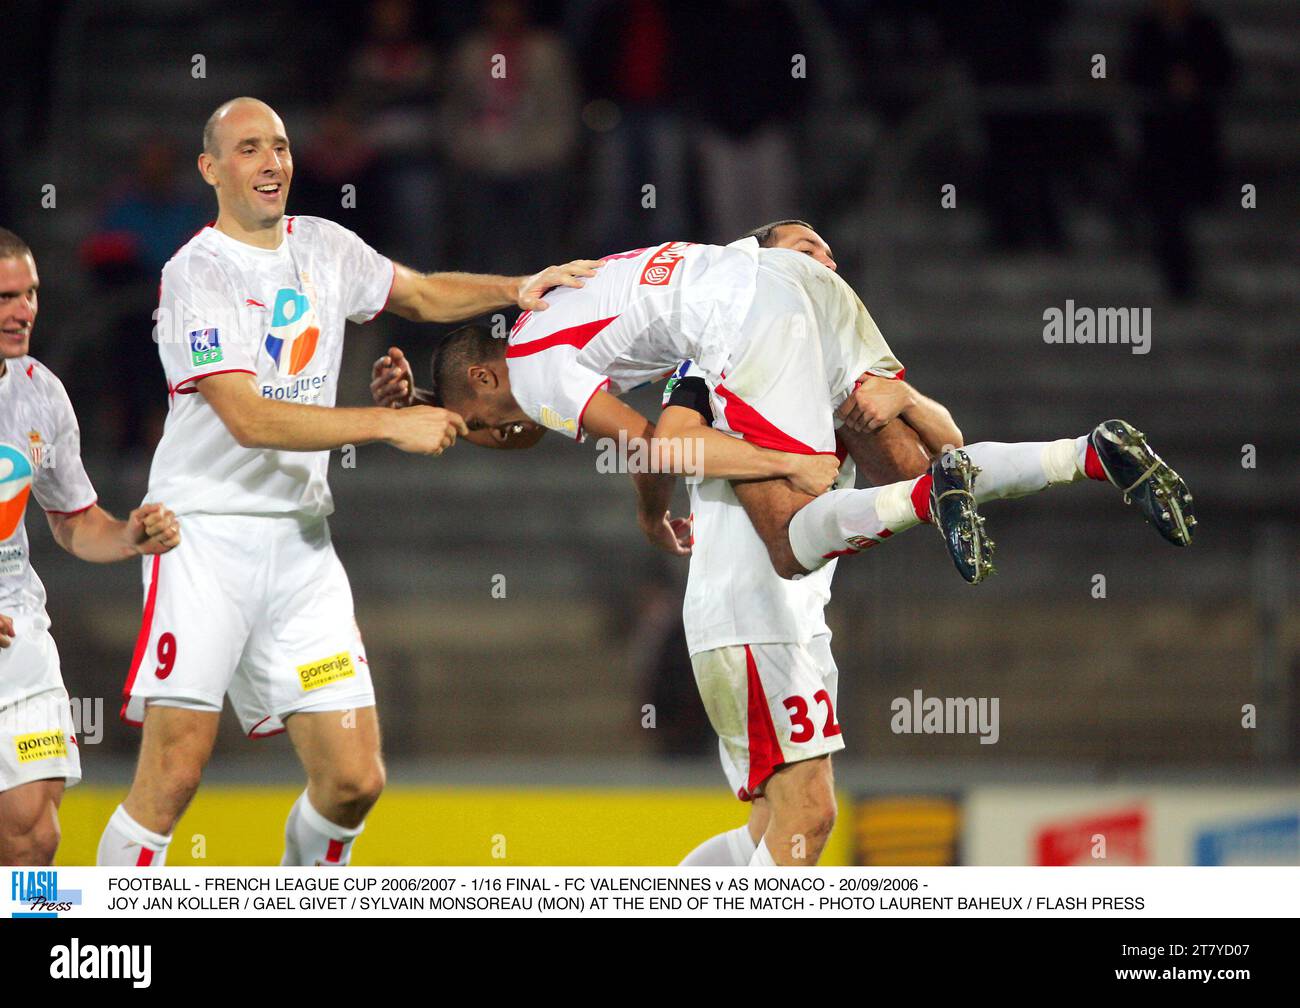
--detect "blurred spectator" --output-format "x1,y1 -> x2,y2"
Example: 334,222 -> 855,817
580,0 -> 690,252
944,1 -> 1067,252
624,570 -> 713,758
347,0 -> 444,266
1127,0 -> 1235,299
293,101 -> 385,244
443,0 -> 579,273
677,0 -> 809,243
81,136 -> 204,456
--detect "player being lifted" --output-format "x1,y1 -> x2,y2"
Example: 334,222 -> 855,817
371,224 -> 1194,866
96,97 -> 600,868
376,233 -> 1194,584
0,229 -> 179,866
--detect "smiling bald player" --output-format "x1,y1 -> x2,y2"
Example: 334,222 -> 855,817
97,97 -> 600,868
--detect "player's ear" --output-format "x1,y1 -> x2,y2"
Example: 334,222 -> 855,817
197,152 -> 217,187
467,364 -> 491,389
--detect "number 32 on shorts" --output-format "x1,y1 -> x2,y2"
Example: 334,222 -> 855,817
783,690 -> 841,744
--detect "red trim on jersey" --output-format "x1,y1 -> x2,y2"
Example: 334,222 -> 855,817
911,474 -> 933,524
1084,442 -> 1108,482
323,839 -> 345,864
575,378 -> 611,440
247,716 -> 288,739
852,367 -> 907,391
25,363 -> 35,379
715,385 -> 835,457
44,499 -> 97,518
361,260 -> 397,324
136,848 -> 156,867
740,645 -> 785,802
120,555 -> 162,726
171,367 -> 257,393
505,316 -> 620,358
286,216 -> 295,234
821,527 -> 893,560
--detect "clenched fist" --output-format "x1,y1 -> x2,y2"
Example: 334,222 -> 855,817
384,405 -> 469,456
129,504 -> 181,555
787,453 -> 842,497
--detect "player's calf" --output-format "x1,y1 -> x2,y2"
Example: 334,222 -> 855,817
758,756 -> 837,866
0,780 -> 63,865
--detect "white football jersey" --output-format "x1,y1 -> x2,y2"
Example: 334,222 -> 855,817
147,216 -> 394,517
0,358 -> 97,705
662,361 -> 847,653
506,240 -> 759,440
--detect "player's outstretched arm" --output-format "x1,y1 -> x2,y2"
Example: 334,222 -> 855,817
198,372 -> 466,455
46,503 -> 180,563
578,390 -> 690,556
654,404 -> 840,498
370,347 -> 436,408
385,260 -> 602,324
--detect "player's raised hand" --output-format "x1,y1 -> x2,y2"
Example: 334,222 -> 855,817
638,510 -> 693,557
0,613 -> 14,648
385,405 -> 469,456
787,453 -> 841,498
516,259 -> 603,311
839,375 -> 916,433
129,503 -> 181,555
371,346 -> 415,409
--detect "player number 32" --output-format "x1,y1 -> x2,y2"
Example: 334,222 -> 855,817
784,690 -> 841,743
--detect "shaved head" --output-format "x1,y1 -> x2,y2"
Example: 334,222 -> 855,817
203,96 -> 278,155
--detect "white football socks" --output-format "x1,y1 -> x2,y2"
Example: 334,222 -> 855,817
97,805 -> 171,867
282,791 -> 364,867
961,438 -> 1089,503
785,437 -> 1093,574
787,479 -> 924,573
749,838 -> 778,867
679,825 -> 758,866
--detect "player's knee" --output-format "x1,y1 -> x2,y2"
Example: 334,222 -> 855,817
31,815 -> 61,864
323,762 -> 385,818
766,542 -> 806,580
0,816 -> 59,865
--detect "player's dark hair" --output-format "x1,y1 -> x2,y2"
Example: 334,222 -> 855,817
740,219 -> 815,247
0,227 -> 32,261
430,323 -> 506,406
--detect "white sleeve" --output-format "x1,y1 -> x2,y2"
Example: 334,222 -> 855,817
334,224 -> 394,323
157,254 -> 259,392
505,345 -> 609,442
29,365 -> 98,515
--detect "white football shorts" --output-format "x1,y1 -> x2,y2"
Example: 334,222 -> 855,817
710,249 -> 904,456
0,681 -> 81,792
121,513 -> 374,737
691,634 -> 843,801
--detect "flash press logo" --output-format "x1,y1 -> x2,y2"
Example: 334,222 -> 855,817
9,870 -> 81,917
49,939 -> 151,989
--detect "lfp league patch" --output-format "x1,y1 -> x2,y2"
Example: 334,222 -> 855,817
188,328 -> 223,367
